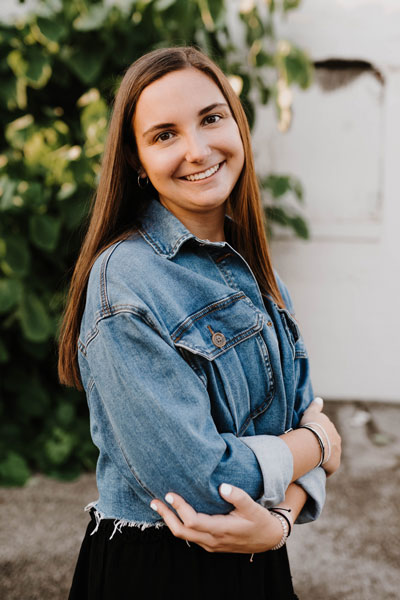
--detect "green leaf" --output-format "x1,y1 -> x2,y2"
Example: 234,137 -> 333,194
56,402 -> 76,426
266,205 -> 289,226
29,214 -> 61,251
0,77 -> 18,110
21,181 -> 45,208
7,47 -> 52,89
5,114 -> 34,149
262,174 -> 304,204
289,215 -> 309,239
263,175 -> 292,198
0,278 -> 22,313
0,452 -> 31,486
1,235 -> 30,277
0,177 -> 18,211
283,0 -> 301,12
65,48 -> 105,84
283,48 -> 313,89
44,427 -> 75,465
25,47 -> 52,87
19,291 -> 52,342
36,16 -> 68,42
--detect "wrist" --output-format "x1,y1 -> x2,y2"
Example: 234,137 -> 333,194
280,428 -> 322,481
268,510 -> 290,550
300,424 -> 325,468
303,421 -> 332,465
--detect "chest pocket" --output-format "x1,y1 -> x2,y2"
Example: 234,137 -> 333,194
171,291 -> 275,436
277,307 -> 307,359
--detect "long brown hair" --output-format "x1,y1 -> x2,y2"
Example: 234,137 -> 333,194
58,46 -> 284,390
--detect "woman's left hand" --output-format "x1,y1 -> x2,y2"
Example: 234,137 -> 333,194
150,484 -> 285,554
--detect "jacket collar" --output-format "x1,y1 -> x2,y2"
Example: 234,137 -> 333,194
139,197 -> 229,259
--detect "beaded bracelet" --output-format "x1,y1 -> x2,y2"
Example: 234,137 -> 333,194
269,508 -> 292,538
249,508 -> 292,562
269,511 -> 290,550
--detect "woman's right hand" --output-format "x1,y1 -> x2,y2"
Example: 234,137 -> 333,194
300,398 -> 342,477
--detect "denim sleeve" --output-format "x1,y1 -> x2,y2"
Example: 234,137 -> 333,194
272,272 -> 327,523
291,354 -> 327,523
85,311 -> 294,515
239,435 -> 293,506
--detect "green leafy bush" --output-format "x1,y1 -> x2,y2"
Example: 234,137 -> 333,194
0,0 -> 313,485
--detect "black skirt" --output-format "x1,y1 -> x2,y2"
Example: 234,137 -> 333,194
69,510 -> 299,600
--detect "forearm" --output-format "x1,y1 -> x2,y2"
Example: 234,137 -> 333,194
274,482 -> 308,523
279,427 -> 321,482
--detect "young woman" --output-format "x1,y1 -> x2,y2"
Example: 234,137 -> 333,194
59,46 -> 341,600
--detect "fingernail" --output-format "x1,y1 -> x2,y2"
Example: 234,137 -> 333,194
220,483 -> 232,497
165,493 -> 174,505
150,502 -> 158,512
314,397 -> 323,406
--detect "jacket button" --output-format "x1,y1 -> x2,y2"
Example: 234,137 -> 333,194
212,332 -> 226,348
267,321 -> 273,327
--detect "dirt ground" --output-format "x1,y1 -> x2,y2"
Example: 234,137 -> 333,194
0,401 -> 399,599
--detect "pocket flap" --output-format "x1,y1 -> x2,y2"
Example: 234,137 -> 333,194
171,291 -> 263,360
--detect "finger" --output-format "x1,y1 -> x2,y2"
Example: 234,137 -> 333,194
313,396 -> 324,409
151,499 -> 192,538
301,397 -> 324,420
164,493 -> 234,533
163,493 -> 206,530
219,483 -> 260,518
151,499 -> 218,546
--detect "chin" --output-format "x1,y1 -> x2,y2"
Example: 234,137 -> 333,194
190,198 -> 228,211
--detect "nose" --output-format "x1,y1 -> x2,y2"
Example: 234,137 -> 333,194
184,130 -> 211,163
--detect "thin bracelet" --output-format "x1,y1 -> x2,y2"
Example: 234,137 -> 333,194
249,508 -> 291,562
269,512 -> 289,550
269,509 -> 292,537
300,424 -> 325,468
304,421 -> 332,464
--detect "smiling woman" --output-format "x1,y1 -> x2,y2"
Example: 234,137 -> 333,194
133,70 -> 244,237
58,46 -> 341,600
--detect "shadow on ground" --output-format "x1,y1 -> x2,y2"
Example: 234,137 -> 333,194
1,401 -> 399,599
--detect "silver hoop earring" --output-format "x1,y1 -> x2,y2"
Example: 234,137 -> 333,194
137,174 -> 149,189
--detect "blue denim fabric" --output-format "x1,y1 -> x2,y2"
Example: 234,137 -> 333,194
78,198 -> 326,527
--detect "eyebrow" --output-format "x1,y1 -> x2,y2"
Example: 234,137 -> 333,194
142,102 -> 229,138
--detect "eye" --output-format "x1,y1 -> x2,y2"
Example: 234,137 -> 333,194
155,131 -> 174,143
203,114 -> 222,125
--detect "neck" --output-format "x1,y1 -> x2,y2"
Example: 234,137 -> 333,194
159,200 -> 226,242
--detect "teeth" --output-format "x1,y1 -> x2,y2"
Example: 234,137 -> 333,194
184,163 -> 221,181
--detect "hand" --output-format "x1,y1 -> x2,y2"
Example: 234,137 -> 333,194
300,398 -> 342,477
150,484 -> 285,554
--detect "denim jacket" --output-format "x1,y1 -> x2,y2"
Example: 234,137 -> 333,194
78,197 -> 326,530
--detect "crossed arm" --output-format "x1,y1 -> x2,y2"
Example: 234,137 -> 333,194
150,399 -> 342,553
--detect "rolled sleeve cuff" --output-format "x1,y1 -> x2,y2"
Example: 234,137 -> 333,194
239,435 -> 293,507
295,467 -> 327,524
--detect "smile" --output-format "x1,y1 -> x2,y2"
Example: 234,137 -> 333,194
181,162 -> 223,182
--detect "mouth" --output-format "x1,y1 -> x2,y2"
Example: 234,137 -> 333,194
180,161 -> 224,182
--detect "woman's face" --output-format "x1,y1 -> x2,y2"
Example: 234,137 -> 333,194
133,68 -> 245,221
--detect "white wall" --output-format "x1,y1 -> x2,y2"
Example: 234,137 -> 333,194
253,0 -> 400,401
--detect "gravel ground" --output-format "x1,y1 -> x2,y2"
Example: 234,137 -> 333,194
1,401 -> 399,599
